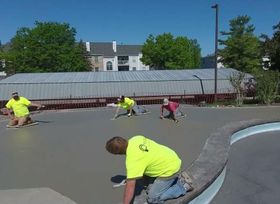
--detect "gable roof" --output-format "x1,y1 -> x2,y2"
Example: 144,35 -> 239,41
88,42 -> 142,57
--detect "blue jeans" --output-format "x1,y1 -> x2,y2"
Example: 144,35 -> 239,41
128,102 -> 148,115
166,108 -> 184,121
146,176 -> 186,203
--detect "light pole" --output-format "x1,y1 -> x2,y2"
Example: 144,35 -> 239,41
193,75 -> 205,95
211,3 -> 219,103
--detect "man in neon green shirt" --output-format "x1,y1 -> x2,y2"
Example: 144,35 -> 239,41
106,135 -> 193,204
1,92 -> 44,127
113,95 -> 148,119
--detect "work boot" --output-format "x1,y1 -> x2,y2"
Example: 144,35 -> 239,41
179,171 -> 194,192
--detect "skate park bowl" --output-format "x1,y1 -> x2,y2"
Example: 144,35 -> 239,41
0,105 -> 280,204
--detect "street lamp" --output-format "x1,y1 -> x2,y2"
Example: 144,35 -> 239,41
193,75 -> 205,95
211,3 -> 219,103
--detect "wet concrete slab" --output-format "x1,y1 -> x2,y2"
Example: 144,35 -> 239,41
211,130 -> 280,204
0,105 -> 279,204
0,188 -> 77,204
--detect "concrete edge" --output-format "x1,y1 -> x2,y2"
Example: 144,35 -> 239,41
165,119 -> 280,204
0,188 -> 77,204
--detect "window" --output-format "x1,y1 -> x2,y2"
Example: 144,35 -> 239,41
94,56 -> 99,63
107,61 -> 113,71
132,67 -> 136,71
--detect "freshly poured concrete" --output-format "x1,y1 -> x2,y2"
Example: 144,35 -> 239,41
211,131 -> 280,204
0,105 -> 279,204
0,188 -> 77,204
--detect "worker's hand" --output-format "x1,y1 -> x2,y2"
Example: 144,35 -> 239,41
0,108 -> 6,114
37,105 -> 45,110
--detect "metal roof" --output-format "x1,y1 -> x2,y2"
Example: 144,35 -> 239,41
0,68 -> 247,84
0,68 -> 252,100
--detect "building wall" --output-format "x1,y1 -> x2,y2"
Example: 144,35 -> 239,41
103,57 -> 117,71
88,56 -> 104,71
102,55 -> 149,71
0,80 -> 235,100
138,53 -> 149,70
87,41 -> 149,71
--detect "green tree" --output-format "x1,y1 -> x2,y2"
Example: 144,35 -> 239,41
7,21 -> 91,73
141,33 -> 201,69
219,15 -> 261,73
260,22 -> 280,71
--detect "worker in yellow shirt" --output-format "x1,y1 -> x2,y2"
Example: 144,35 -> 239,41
113,95 -> 148,119
106,135 -> 193,204
1,92 -> 45,127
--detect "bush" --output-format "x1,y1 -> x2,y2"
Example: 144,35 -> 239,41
255,70 -> 280,104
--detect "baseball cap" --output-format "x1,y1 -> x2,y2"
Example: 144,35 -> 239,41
12,92 -> 18,96
163,98 -> 169,105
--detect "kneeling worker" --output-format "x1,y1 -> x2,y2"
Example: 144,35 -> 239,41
1,92 -> 44,127
160,98 -> 185,123
113,95 -> 148,119
106,135 -> 193,204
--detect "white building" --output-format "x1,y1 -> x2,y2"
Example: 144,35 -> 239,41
85,41 -> 149,71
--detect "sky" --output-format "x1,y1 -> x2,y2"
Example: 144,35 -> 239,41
0,0 -> 279,56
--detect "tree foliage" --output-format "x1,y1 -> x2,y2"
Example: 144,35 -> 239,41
5,21 -> 90,73
255,70 -> 280,104
141,33 -> 201,69
219,15 -> 261,73
260,22 -> 280,71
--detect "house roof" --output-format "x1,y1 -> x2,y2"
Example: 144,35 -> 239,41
89,42 -> 115,57
88,42 -> 142,57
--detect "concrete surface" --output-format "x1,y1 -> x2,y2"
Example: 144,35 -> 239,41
211,130 -> 280,204
0,105 -> 280,203
0,188 -> 77,204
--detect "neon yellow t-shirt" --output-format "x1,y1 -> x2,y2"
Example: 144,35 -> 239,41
117,97 -> 135,110
126,135 -> 182,179
5,97 -> 31,117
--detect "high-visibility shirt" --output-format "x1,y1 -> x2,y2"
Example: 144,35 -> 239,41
126,135 -> 181,179
6,97 -> 31,117
118,97 -> 135,110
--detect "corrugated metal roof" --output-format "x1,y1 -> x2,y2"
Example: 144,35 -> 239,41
0,68 -> 247,84
0,69 -> 252,100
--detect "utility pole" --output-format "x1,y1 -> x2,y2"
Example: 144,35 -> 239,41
211,3 -> 219,103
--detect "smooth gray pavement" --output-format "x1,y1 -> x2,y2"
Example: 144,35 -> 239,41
211,130 -> 280,204
0,105 -> 279,204
0,188 -> 77,204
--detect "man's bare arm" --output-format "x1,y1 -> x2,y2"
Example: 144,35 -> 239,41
123,179 -> 136,204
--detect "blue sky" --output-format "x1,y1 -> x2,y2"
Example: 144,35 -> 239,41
0,0 -> 279,56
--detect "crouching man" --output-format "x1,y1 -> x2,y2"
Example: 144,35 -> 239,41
106,135 -> 193,204
1,92 -> 44,127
